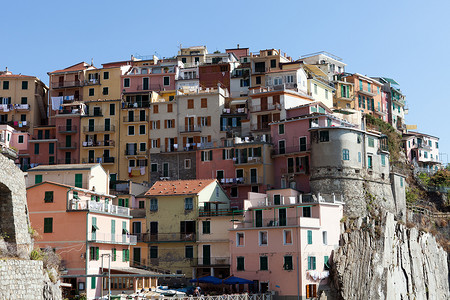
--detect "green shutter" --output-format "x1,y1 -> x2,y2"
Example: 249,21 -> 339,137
91,276 -> 96,289
126,249 -> 130,261
324,256 -> 329,269
111,220 -> 115,242
96,247 -> 99,261
44,218 -> 53,233
312,256 -> 316,269
35,174 -> 43,184
209,150 -> 213,160
125,198 -> 129,208
75,174 -> 82,188
112,248 -> 116,261
307,230 -> 312,244
91,217 -> 97,240
122,249 -> 126,262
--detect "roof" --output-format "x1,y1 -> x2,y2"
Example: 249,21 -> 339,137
302,64 -> 328,78
27,181 -> 115,198
381,77 -> 399,85
49,62 -> 94,74
0,74 -> 36,79
145,179 -> 216,196
27,163 -> 100,172
108,266 -> 163,276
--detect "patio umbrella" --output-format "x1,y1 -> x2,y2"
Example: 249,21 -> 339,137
223,276 -> 254,285
189,275 -> 223,285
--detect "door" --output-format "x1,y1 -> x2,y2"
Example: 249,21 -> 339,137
65,135 -> 71,148
250,168 -> 257,184
143,78 -> 149,90
66,118 -> 72,131
150,222 -> 158,241
133,248 -> 141,266
88,150 -> 95,163
58,76 -> 64,87
261,97 -> 268,110
203,245 -> 211,265
65,152 -> 71,164
255,210 -> 263,227
88,119 -> 94,132
128,110 -> 134,122
104,134 -> 110,146
279,208 -> 287,226
104,119 -> 110,131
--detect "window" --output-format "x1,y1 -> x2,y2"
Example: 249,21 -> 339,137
44,218 -> 53,233
303,206 -> 311,217
342,149 -> 350,160
260,256 -> 268,271
111,248 -> 116,261
400,177 -> 404,187
314,84 -> 318,94
185,246 -> 193,258
324,256 -> 330,270
259,231 -> 268,246
358,152 -> 362,163
103,71 -> 109,80
381,154 -> 386,166
187,99 -> 194,109
319,231 -> 327,245
358,95 -> 362,107
436,142 -> 439,148
283,230 -> 292,245
20,81 -> 28,90
49,143 -> 54,155
307,256 -> 316,270
368,155 -> 373,169
163,76 -> 170,86
102,87 -> 108,95
90,246 -> 99,261
122,249 -> 130,262
237,257 -> 245,271
89,88 -> 94,96
231,187 -> 238,198
319,131 -> 329,142
201,98 -> 207,108
299,137 -> 307,151
128,126 -> 135,135
359,79 -> 363,90
202,220 -> 211,234
306,284 -> 317,298
201,150 -> 213,162
368,137 -> 375,147
236,233 -> 244,246
44,191 -> 54,203
110,103 -> 115,115
150,246 -> 158,258
278,124 -> 285,134
21,114 -> 26,121
21,97 -> 27,104
124,78 -> 130,87
34,143 -> 40,154
284,256 -> 293,270
184,159 -> 191,169
75,174 -> 82,188
273,194 -> 281,205
185,197 -> 193,210
153,104 -> 159,114
270,59 -> 276,68
3,81 -> 9,89
18,135 -> 24,143
307,230 -> 313,244
139,125 -> 146,135
151,163 -> 158,172
256,76 -> 261,85
140,142 -> 146,152
150,198 -> 158,211
35,174 -> 43,184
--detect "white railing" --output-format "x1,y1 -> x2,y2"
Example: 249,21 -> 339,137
88,232 -> 137,245
68,200 -> 130,217
158,294 -> 271,300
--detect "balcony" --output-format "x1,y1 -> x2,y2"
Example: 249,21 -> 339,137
125,149 -> 148,156
57,125 -> 78,133
0,120 -> 31,130
192,257 -> 230,266
222,107 -> 247,114
51,80 -> 83,89
233,216 -> 320,229
83,79 -> 101,86
57,142 -> 78,150
122,101 -> 151,108
57,158 -> 78,164
272,145 -> 311,156
234,156 -> 262,165
250,123 -> 270,131
136,84 -> 162,91
251,103 -> 281,112
177,74 -> 199,80
139,233 -> 196,243
199,209 -> 239,217
123,115 -> 149,122
219,176 -> 264,185
68,199 -> 130,217
82,140 -> 115,147
83,125 -> 115,132
84,110 -> 103,117
88,232 -> 137,245
179,125 -> 202,133
81,156 -> 115,164
14,104 -> 31,111
357,89 -> 376,97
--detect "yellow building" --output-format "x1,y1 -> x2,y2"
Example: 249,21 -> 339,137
250,49 -> 292,88
80,99 -> 122,180
0,68 -> 48,133
82,65 -> 128,102
333,79 -> 355,110
143,179 -> 230,279
177,46 -> 208,67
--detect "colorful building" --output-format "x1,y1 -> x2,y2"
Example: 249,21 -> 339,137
344,73 -> 384,119
403,131 -> 441,172
229,188 -> 343,297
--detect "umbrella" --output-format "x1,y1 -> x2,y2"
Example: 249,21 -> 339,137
223,276 -> 254,285
189,275 -> 223,285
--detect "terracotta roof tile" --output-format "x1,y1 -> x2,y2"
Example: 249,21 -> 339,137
49,62 -> 95,74
145,179 -> 216,196
0,74 -> 36,79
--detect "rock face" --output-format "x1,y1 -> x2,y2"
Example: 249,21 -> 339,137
330,212 -> 449,300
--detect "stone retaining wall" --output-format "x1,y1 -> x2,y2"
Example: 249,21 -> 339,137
0,259 -> 44,300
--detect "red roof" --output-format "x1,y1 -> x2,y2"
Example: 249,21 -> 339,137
0,74 -> 35,79
145,179 -> 216,196
49,62 -> 94,74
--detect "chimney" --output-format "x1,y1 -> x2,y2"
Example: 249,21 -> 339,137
237,44 -> 240,49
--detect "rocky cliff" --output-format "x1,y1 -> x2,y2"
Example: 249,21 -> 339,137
327,212 -> 449,300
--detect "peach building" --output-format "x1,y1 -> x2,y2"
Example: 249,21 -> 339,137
229,189 -> 343,298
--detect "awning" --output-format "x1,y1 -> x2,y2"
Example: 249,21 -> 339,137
92,225 -> 99,230
223,276 -> 254,285
189,275 -> 222,285
230,99 -> 247,105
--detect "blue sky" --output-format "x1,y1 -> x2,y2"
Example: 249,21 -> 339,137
2,0 -> 448,163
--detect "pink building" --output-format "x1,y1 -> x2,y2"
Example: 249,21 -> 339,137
229,189 -> 343,298
54,102 -> 83,164
27,181 -> 158,299
403,131 -> 441,172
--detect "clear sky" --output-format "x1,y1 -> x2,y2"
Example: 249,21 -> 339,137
1,0 -> 448,164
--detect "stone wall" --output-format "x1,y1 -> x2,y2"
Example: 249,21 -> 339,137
0,259 -> 44,300
328,212 -> 449,300
150,152 -> 196,184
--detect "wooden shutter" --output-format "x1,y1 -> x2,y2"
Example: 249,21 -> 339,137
157,138 -> 160,148
156,120 -> 160,129
312,285 -> 317,297
197,117 -> 201,126
207,116 -> 211,126
174,137 -> 177,145
185,117 -> 188,131
165,138 -> 168,152
164,120 -> 167,128
172,119 -> 175,127
183,137 -> 187,147
306,285 -> 310,298
207,135 -> 211,142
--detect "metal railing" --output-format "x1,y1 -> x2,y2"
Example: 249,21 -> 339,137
57,125 -> 78,133
88,232 -> 137,245
137,232 -> 196,242
81,156 -> 115,164
122,101 -> 151,108
125,149 -> 148,156
82,140 -> 115,147
220,176 -> 264,185
123,115 -> 148,122
250,124 -> 270,131
222,107 -> 247,114
137,84 -> 163,91
57,142 -> 78,149
179,125 -> 202,132
191,257 -> 231,266
14,104 -> 30,110
234,157 -> 262,165
250,103 -> 281,112
83,125 -> 116,132
51,80 -> 83,89
68,199 -> 130,217
272,145 -> 310,155
57,158 -> 78,164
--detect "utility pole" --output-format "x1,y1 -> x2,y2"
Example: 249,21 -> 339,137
101,254 -> 111,300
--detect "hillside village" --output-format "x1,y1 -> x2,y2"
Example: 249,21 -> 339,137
0,46 -> 447,300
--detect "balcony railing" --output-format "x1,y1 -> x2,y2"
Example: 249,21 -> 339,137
234,217 -> 320,229
251,103 -> 281,112
125,149 -> 148,156
177,74 -> 199,80
123,116 -> 149,122
88,232 -> 137,245
219,176 -> 264,185
179,125 -> 202,133
51,80 -> 83,89
250,124 -> 270,131
234,156 -> 262,165
122,101 -> 151,108
68,199 -> 130,217
57,142 -> 78,149
57,158 -> 78,164
82,140 -> 115,147
272,145 -> 311,155
222,107 -> 247,114
83,125 -> 115,132
137,233 -> 196,242
81,156 -> 115,164
14,104 -> 30,111
191,257 -> 230,266
0,120 -> 31,129
136,84 -> 162,91
57,125 -> 78,133
83,79 -> 101,86
199,209 -> 239,217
